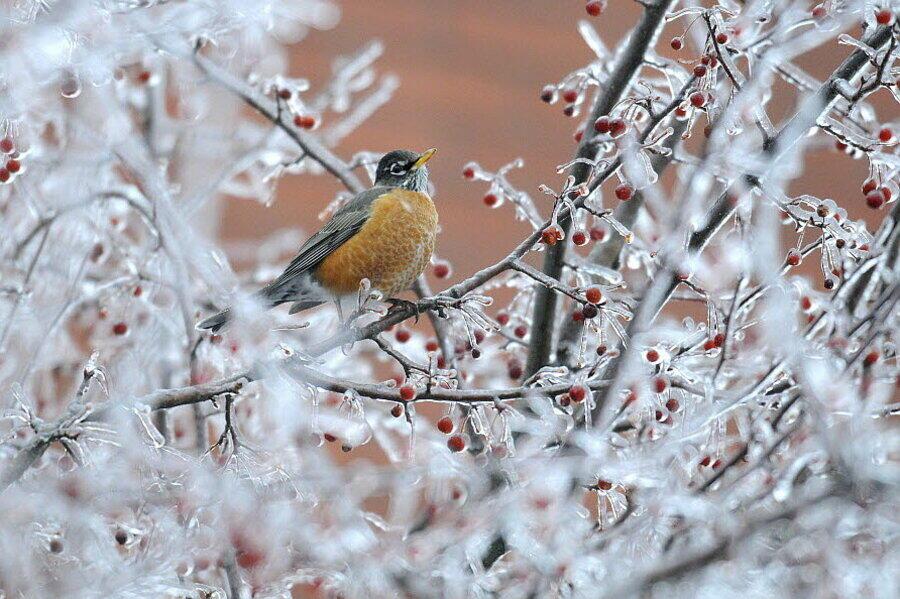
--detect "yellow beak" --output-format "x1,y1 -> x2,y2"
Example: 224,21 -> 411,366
412,148 -> 437,170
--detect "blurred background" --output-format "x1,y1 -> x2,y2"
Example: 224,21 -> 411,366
221,0 -> 876,292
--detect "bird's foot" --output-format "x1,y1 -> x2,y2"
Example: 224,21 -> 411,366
386,298 -> 421,323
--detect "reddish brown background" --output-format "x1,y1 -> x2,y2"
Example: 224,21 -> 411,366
221,1 -> 876,291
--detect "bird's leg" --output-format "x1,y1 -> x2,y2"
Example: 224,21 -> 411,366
386,297 -> 421,323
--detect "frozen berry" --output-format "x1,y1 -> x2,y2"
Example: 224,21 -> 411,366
569,384 -> 587,403
447,435 -> 465,452
866,191 -> 885,209
399,385 -> 416,401
437,417 -> 454,434
540,85 -> 556,103
433,261 -> 451,279
585,287 -> 602,304
112,322 -> 128,336
585,0 -> 604,16
615,184 -> 634,201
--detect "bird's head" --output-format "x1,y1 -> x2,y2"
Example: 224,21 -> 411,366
374,148 -> 436,191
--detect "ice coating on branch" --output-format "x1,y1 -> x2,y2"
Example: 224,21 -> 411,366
0,1 -> 897,597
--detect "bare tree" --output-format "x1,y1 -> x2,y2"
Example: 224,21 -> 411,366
0,1 -> 897,597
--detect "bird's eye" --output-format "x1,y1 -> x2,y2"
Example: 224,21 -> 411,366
389,163 -> 407,176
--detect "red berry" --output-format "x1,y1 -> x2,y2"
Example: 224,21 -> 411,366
800,296 -> 812,311
572,230 -> 588,246
540,85 -> 556,103
597,479 -> 612,491
562,88 -> 578,103
665,398 -> 680,412
690,91 -> 707,108
585,0 -> 604,16
862,179 -> 878,195
701,55 -> 711,65
569,384 -> 587,403
704,339 -> 717,351
323,433 -> 337,442
866,191 -> 885,209
589,226 -> 607,241
824,277 -> 835,290
541,225 -> 563,245
712,459 -> 723,469
585,287 -> 602,304
474,329 -> 486,344
235,549 -> 264,570
596,345 -> 607,356
645,348 -> 660,362
863,350 -> 880,367
294,115 -> 316,129
508,363 -> 523,379
594,116 -> 611,134
497,312 -> 510,326
572,310 -> 584,323
137,70 -> 151,84
615,184 -> 634,201
447,435 -> 465,452
563,105 -> 575,117
812,5 -> 827,18
433,261 -> 451,279
699,455 -> 711,467
0,169 -> 9,183
399,384 -> 416,401
462,166 -> 475,179
574,128 -> 584,143
483,193 -> 499,207
654,376 -> 668,393
715,32 -> 729,44
6,159 -> 20,173
670,37 -> 683,50
115,530 -> 128,545
0,138 -> 13,153
713,333 -> 726,348
437,417 -> 454,434
277,88 -> 292,100
391,405 -> 403,418
513,325 -> 528,339
875,9 -> 893,25
786,249 -> 802,266
609,118 -> 627,137
425,340 -> 440,352
112,322 -> 128,336
880,187 -> 892,202
582,304 -> 599,319
395,328 -> 411,343
878,127 -> 893,143
693,64 -> 708,77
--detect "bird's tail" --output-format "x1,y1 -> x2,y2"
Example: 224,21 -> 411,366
197,308 -> 231,332
197,276 -> 326,332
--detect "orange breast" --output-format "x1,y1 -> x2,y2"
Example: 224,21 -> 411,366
314,189 -> 438,296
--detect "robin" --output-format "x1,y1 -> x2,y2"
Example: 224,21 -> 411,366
198,148 -> 438,332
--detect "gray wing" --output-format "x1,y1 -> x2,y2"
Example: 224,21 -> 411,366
260,186 -> 390,301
